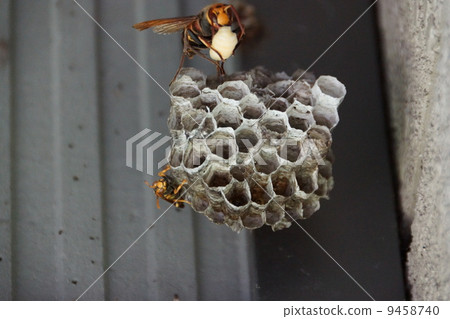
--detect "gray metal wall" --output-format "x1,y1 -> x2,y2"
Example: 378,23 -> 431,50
0,0 -> 254,300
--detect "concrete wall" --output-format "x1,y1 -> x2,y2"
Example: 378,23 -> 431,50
379,0 -> 450,300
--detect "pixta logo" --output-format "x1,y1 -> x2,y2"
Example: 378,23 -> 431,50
126,129 -> 326,175
126,129 -> 171,176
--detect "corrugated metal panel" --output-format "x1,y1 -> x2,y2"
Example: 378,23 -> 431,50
0,0 -> 12,302
10,0 -> 105,300
0,0 -> 255,300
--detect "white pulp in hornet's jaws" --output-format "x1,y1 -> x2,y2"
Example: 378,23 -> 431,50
209,26 -> 238,61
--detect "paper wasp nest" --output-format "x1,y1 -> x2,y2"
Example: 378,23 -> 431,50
167,67 -> 346,232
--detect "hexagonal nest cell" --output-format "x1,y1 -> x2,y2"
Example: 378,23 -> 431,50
166,67 -> 346,232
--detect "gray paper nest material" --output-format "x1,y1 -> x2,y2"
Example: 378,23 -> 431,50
167,67 -> 346,232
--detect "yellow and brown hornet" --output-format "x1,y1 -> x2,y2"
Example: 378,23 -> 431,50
145,165 -> 190,209
133,3 -> 245,82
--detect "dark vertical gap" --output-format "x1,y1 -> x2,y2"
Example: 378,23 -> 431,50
178,0 -> 188,16
49,0 -> 65,299
244,0 -> 406,300
94,0 -> 109,301
9,0 -> 17,301
373,5 -> 411,301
